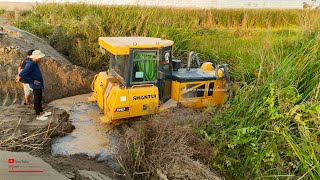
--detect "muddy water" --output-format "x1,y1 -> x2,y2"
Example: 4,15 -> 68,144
49,94 -> 119,164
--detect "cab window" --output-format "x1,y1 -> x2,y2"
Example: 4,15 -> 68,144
132,51 -> 158,83
110,55 -> 128,82
182,84 -> 205,98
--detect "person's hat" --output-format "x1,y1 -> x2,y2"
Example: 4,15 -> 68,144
29,50 -> 45,59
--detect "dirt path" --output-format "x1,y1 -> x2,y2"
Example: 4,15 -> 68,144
43,154 -> 120,180
0,151 -> 69,180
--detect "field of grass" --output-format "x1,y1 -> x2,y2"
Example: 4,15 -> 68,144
11,4 -> 320,81
8,3 -> 320,179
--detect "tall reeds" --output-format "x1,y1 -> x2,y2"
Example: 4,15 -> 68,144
13,3 -> 317,74
203,38 -> 320,179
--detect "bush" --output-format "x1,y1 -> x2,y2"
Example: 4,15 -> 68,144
117,112 -> 220,180
201,38 -> 320,179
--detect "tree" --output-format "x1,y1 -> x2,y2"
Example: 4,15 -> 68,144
303,0 -> 318,9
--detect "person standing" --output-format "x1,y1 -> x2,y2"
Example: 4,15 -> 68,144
19,50 -> 51,121
16,49 -> 34,105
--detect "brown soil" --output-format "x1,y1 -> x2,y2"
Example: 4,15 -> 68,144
0,24 -> 95,106
0,105 -> 74,152
0,104 -> 121,180
42,154 -> 122,180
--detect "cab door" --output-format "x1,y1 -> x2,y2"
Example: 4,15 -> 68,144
158,46 -> 173,102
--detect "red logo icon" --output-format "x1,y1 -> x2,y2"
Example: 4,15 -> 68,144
8,158 -> 15,164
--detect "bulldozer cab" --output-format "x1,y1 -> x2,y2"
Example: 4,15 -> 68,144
99,37 -> 174,102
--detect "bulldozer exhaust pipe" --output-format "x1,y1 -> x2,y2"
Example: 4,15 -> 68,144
186,51 -> 200,71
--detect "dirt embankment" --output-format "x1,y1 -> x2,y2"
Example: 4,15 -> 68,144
0,25 -> 95,106
0,105 -> 74,152
0,24 -> 119,179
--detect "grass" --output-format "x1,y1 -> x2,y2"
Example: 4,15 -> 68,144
202,39 -> 320,178
12,4 -> 310,81
0,9 -> 5,15
10,3 -> 320,179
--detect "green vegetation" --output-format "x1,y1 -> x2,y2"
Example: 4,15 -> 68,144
0,9 -> 5,15
13,3 -> 319,81
203,39 -> 320,178
13,3 -> 320,179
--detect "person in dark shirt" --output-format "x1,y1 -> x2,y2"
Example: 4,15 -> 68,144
16,49 -> 34,105
19,50 -> 52,121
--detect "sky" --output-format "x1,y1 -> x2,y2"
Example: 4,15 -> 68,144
0,0 -> 314,9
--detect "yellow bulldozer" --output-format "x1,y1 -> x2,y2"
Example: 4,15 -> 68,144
88,36 -> 230,123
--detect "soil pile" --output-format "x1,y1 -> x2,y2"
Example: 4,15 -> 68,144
0,105 -> 74,152
0,25 -> 95,106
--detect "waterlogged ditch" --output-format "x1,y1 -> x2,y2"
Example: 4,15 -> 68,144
49,94 -> 120,170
